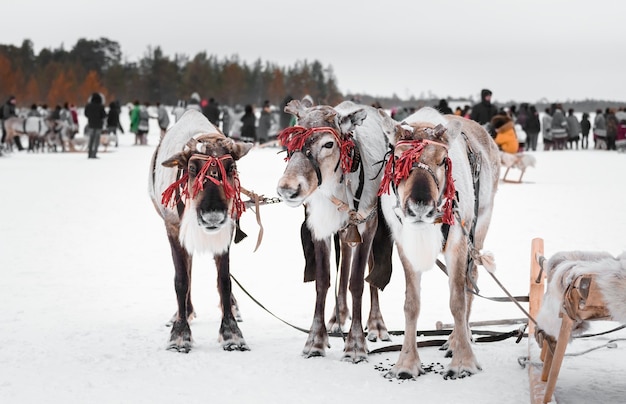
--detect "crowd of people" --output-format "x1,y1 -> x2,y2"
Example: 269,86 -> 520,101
3,89 -> 626,158
427,89 -> 626,154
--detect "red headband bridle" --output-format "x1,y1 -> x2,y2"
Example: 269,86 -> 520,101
277,125 -> 356,174
161,153 -> 245,220
378,138 -> 456,225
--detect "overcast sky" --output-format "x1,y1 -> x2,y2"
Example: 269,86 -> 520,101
3,0 -> 624,103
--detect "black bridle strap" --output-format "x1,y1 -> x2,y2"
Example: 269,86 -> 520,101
352,155 -> 364,210
300,149 -> 323,187
174,168 -> 185,217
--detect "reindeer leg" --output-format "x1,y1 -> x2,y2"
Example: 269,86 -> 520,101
327,237 -> 351,333
367,282 -> 390,342
216,251 -> 249,351
231,293 -> 243,322
442,242 -> 481,379
366,213 -> 392,342
366,247 -> 388,342
167,233 -> 194,353
303,237 -> 331,358
342,219 -> 376,363
386,244 -> 424,379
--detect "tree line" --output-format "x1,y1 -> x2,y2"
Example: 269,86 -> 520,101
1,38 -> 622,114
0,38 -> 344,108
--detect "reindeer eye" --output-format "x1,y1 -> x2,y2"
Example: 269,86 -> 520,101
323,141 -> 334,149
438,157 -> 446,167
188,164 -> 197,176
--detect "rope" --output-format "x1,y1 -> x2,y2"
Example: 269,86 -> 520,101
518,337 -> 626,369
230,272 -> 531,349
435,259 -> 529,302
370,327 -> 526,355
484,269 -> 538,327
229,273 -> 310,334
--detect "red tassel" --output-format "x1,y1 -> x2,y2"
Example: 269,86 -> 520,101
441,158 -> 455,225
339,136 -> 355,173
161,173 -> 189,207
379,140 -> 426,196
378,156 -> 395,196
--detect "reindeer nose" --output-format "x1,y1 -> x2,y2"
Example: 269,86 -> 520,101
405,199 -> 436,222
198,210 -> 226,230
276,184 -> 301,201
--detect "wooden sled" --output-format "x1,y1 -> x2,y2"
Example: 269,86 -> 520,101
502,166 -> 528,183
500,152 -> 535,183
528,238 -> 613,404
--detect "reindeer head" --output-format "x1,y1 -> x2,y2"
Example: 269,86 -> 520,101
276,99 -> 365,207
161,133 -> 253,233
378,110 -> 460,225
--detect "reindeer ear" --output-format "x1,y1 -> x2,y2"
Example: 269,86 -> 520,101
162,152 -> 189,169
285,100 -> 304,118
379,109 -> 399,145
301,95 -> 314,108
229,140 -> 254,160
433,124 -> 447,138
444,120 -> 462,142
338,108 -> 367,134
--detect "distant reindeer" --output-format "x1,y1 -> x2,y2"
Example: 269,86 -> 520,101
148,109 -> 253,353
3,116 -> 51,152
276,98 -> 393,362
378,107 -> 500,379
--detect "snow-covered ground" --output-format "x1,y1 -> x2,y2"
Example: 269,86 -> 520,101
1,108 -> 625,404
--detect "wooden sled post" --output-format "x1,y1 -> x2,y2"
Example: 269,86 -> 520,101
528,238 -> 550,404
529,238 -> 544,336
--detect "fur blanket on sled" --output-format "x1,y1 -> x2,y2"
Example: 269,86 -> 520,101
536,250 -> 626,339
499,151 -> 536,172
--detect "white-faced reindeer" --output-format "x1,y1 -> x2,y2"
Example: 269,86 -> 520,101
149,109 -> 253,353
378,107 -> 500,379
276,99 -> 393,363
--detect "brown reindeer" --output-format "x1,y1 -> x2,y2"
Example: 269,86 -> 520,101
148,109 -> 253,353
276,98 -> 392,362
378,107 -> 500,379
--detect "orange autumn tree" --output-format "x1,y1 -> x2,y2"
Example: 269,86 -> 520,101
23,76 -> 41,105
267,68 -> 286,105
0,54 -> 16,99
77,70 -> 108,106
47,70 -> 77,107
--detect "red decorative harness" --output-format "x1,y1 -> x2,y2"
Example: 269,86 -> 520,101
378,139 -> 456,225
161,154 -> 245,220
277,125 -> 355,174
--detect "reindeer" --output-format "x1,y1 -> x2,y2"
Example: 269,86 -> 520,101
276,99 -> 393,362
378,107 -> 500,380
3,116 -> 51,152
148,109 -> 253,353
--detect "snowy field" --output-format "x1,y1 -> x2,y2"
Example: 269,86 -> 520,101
1,108 -> 626,404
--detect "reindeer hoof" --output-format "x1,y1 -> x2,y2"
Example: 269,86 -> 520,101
367,329 -> 391,342
168,320 -> 192,353
397,371 -> 415,380
303,350 -> 325,358
167,341 -> 192,353
384,366 -> 424,380
341,350 -> 368,364
443,369 -> 472,380
443,365 -> 480,380
223,341 -> 250,351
